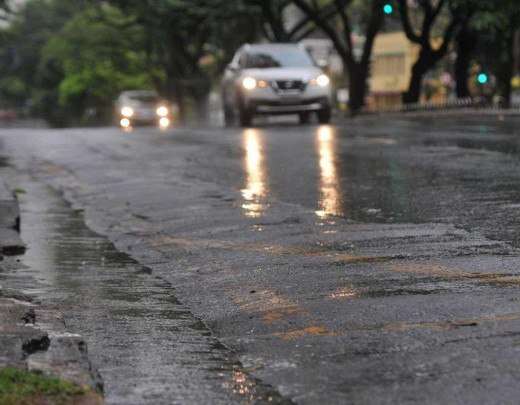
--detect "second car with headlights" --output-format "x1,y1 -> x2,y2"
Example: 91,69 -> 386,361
221,43 -> 332,126
115,90 -> 172,129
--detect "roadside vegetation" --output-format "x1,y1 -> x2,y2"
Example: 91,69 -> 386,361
0,367 -> 101,405
0,0 -> 518,125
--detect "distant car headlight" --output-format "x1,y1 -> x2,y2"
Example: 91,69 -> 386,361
121,106 -> 134,117
120,118 -> 131,128
242,77 -> 257,90
311,74 -> 330,87
156,106 -> 169,117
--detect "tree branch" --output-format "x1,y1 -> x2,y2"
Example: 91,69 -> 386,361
334,0 -> 353,53
432,13 -> 461,60
287,2 -> 338,40
361,0 -> 384,67
397,0 -> 421,43
292,0 -> 352,66
432,0 -> 446,22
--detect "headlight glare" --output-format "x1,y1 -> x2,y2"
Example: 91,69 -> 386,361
156,106 -> 169,117
120,118 -> 131,128
242,77 -> 257,90
159,117 -> 171,129
311,74 -> 330,87
121,106 -> 134,117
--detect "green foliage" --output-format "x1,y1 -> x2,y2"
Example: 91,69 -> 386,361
0,0 -> 78,111
455,0 -> 520,102
0,367 -> 85,404
107,0 -> 259,120
40,4 -> 152,124
0,77 -> 27,107
0,0 -> 154,126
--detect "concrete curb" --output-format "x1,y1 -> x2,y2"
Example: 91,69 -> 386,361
0,178 -> 103,402
0,178 -> 25,255
0,179 -> 20,230
0,290 -> 104,399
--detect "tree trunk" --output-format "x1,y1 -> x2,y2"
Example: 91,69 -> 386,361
403,50 -> 435,104
190,77 -> 211,123
166,79 -> 186,124
496,28 -> 515,108
347,64 -> 369,115
192,92 -> 209,123
455,22 -> 475,99
176,96 -> 186,124
403,64 -> 425,104
496,61 -> 513,108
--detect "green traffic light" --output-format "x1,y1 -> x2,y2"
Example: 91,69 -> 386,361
383,4 -> 393,14
477,73 -> 488,84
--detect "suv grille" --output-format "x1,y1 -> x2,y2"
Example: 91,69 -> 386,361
274,80 -> 306,92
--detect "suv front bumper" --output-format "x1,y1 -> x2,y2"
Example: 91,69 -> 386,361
246,97 -> 330,115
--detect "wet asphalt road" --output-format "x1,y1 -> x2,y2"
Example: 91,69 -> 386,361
180,116 -> 520,245
3,115 -> 520,403
13,180 -> 281,404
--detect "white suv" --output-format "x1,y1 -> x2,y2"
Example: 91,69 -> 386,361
221,43 -> 332,127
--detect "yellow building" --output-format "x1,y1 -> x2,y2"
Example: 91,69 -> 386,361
369,31 -> 448,110
369,32 -> 417,109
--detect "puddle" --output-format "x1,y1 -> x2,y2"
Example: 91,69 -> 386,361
12,179 -> 288,405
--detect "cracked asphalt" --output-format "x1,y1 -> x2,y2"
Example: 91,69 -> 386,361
3,115 -> 520,403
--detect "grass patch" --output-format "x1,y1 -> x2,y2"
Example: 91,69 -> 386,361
13,188 -> 26,195
0,367 -> 86,405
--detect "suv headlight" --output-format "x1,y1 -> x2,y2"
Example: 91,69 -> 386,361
121,106 -> 134,117
242,77 -> 257,90
156,106 -> 169,117
310,74 -> 330,87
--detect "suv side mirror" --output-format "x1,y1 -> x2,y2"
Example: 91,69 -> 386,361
316,59 -> 328,69
227,64 -> 239,72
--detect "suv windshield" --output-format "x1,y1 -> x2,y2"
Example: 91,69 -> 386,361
127,93 -> 159,104
245,48 -> 314,69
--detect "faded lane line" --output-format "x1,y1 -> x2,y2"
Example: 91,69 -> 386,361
149,235 -> 317,255
328,287 -> 358,300
232,289 -> 299,313
332,254 -> 408,264
262,307 -> 304,325
273,326 -> 336,341
148,236 -> 408,263
390,262 -> 470,277
40,162 -> 68,175
380,312 -> 520,332
232,289 -> 309,325
390,262 -> 520,285
231,288 -> 336,341
150,237 -> 520,287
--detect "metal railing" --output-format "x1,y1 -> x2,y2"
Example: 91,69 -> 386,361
366,97 -> 520,115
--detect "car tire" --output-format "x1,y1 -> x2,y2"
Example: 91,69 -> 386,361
299,112 -> 311,125
239,108 -> 253,127
317,107 -> 332,124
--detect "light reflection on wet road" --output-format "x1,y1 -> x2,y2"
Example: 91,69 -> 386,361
315,125 -> 341,218
180,116 -> 520,247
241,129 -> 267,218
